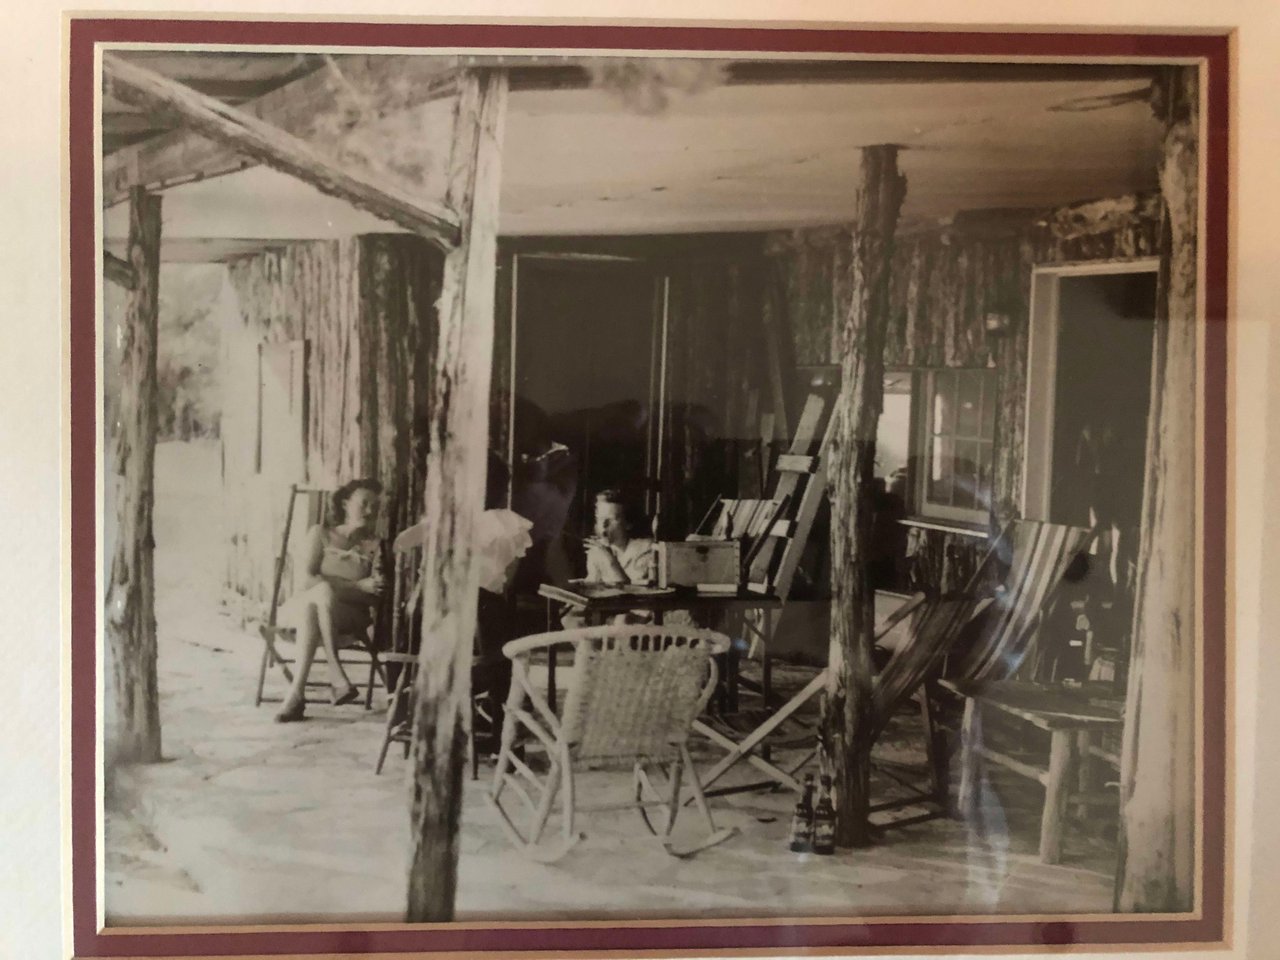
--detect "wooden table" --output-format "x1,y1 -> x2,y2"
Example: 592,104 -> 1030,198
538,581 -> 782,624
537,582 -> 783,704
940,679 -> 1124,864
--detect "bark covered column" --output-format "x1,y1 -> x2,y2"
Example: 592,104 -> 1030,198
822,146 -> 906,847
406,69 -> 508,922
1115,66 -> 1199,913
106,187 -> 163,764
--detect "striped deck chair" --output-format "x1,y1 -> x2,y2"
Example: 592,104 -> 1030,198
862,594 -> 986,826
862,520 -> 1094,826
933,520 -> 1113,860
945,520 -> 1099,686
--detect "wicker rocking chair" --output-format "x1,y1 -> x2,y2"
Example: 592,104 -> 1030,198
487,625 -> 738,862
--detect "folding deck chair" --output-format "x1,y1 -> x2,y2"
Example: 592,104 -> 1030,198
488,625 -> 738,862
374,537 -> 508,779
253,484 -> 388,710
693,520 -> 1098,828
943,520 -> 1100,686
690,593 -> 976,804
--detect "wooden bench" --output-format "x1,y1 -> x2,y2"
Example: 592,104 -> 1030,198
940,679 -> 1123,864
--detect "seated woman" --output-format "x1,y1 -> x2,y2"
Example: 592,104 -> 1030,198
559,487 -> 669,628
584,487 -> 655,587
274,478 -> 385,723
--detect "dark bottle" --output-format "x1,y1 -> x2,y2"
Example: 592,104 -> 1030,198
812,775 -> 836,856
788,773 -> 816,852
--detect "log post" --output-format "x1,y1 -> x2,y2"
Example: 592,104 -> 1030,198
822,145 -> 906,847
105,187 -> 163,764
406,69 -> 507,923
1114,66 -> 1199,913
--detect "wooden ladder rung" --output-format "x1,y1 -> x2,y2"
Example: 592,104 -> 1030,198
775,454 -> 818,474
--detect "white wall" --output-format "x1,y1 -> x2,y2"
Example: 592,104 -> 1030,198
2,3 -> 1277,959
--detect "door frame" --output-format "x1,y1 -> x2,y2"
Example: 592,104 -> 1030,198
1021,257 -> 1159,521
506,251 -> 670,518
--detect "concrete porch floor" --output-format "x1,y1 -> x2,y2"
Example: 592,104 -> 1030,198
102,442 -> 1119,927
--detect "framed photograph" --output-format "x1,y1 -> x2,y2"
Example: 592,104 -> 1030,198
68,14 -> 1231,958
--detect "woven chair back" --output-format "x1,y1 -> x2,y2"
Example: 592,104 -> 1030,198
557,628 -> 729,763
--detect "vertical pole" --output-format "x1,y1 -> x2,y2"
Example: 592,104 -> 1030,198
957,696 -> 983,820
1040,729 -> 1077,865
1115,65 -> 1199,913
653,275 -> 671,535
406,69 -> 508,922
506,254 -> 520,507
106,186 -> 164,765
821,146 -> 906,847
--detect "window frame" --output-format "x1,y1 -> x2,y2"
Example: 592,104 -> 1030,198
909,366 -> 998,527
254,338 -> 309,478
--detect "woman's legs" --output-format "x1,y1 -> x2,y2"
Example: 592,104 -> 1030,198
275,603 -> 322,721
276,582 -> 359,721
312,585 -> 358,699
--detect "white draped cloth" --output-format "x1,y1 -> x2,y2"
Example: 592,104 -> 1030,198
394,508 -> 533,596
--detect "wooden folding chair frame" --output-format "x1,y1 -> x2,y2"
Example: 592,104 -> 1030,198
690,591 -> 948,798
374,540 -> 508,779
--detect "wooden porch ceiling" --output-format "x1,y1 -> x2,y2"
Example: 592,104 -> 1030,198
101,52 -> 1165,261
102,52 -> 323,154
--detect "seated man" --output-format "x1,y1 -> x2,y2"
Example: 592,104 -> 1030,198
395,452 -> 532,753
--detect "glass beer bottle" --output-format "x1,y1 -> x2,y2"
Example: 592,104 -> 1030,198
813,775 -> 836,856
788,773 -> 816,852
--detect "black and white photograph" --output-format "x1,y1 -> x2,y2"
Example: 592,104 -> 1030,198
92,32 -> 1218,945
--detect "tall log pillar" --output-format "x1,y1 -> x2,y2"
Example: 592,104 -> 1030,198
1115,67 -> 1199,912
822,146 -> 906,847
106,187 -> 163,764
406,69 -> 508,922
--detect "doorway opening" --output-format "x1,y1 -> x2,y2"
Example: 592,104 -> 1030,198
506,253 -> 666,590
1023,261 -> 1158,682
1024,262 -> 1158,530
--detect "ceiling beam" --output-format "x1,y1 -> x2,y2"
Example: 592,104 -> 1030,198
101,54 -> 462,209
102,53 -> 461,250
103,249 -> 137,289
335,55 -> 1159,89
104,236 -> 294,264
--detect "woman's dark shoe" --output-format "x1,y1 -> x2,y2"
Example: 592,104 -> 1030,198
331,684 -> 360,707
274,699 -> 306,723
